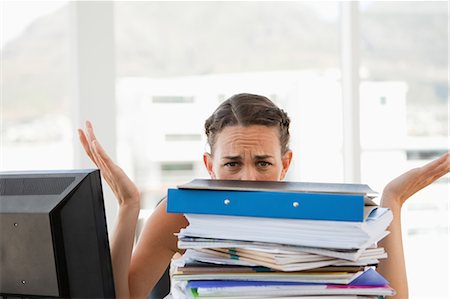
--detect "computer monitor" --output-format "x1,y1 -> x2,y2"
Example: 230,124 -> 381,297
0,169 -> 116,298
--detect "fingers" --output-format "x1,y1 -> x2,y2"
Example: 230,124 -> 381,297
85,120 -> 98,144
84,121 -> 104,167
92,138 -> 115,168
91,139 -> 124,186
424,152 -> 449,169
404,152 -> 450,197
91,140 -> 114,178
419,152 -> 450,182
77,121 -> 139,203
78,122 -> 113,179
433,152 -> 450,173
83,122 -> 122,182
78,129 -> 98,166
81,130 -> 102,172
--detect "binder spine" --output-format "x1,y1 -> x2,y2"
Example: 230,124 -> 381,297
167,189 -> 364,222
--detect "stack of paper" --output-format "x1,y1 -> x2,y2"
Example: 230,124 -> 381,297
167,179 -> 395,299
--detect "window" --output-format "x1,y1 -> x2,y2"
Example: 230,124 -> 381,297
114,1 -> 342,207
3,2 -> 447,296
1,1 -> 72,170
360,2 -> 448,297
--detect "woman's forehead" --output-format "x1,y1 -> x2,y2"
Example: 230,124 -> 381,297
218,125 -> 278,137
214,125 -> 281,155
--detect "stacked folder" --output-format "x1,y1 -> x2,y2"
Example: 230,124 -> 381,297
167,179 -> 396,299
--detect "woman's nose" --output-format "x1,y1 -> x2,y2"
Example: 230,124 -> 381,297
240,167 -> 258,180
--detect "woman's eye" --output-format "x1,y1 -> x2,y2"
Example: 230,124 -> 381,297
257,161 -> 272,168
224,162 -> 240,168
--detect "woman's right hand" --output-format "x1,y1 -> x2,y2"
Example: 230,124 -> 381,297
78,121 -> 140,209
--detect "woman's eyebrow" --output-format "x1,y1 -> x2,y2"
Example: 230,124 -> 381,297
222,155 -> 242,161
253,155 -> 274,160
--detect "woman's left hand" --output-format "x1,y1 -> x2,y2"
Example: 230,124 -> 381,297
377,152 -> 449,299
381,152 -> 449,208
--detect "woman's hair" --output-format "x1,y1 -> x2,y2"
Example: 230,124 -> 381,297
204,93 -> 291,155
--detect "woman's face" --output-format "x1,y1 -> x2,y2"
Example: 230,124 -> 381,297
203,125 -> 292,181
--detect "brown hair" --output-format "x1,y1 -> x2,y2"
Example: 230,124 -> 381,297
204,93 -> 291,155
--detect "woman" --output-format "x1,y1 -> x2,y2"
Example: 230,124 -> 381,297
79,93 -> 449,299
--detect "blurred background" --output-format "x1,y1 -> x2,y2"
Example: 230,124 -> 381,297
1,1 -> 448,298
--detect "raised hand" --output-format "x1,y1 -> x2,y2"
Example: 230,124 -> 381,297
78,121 -> 140,209
377,152 -> 449,299
381,152 -> 450,208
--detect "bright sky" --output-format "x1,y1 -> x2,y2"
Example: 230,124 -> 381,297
0,1 -> 67,49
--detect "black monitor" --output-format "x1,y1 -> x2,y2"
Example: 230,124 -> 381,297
0,169 -> 115,299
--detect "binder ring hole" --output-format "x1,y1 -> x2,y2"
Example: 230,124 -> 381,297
293,202 -> 299,208
224,199 -> 231,205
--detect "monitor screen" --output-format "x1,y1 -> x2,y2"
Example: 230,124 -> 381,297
0,169 -> 115,298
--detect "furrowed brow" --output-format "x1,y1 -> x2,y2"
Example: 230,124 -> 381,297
254,155 -> 274,160
222,156 -> 243,161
